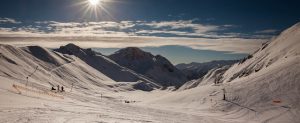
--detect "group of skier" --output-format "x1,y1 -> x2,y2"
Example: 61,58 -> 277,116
51,85 -> 65,92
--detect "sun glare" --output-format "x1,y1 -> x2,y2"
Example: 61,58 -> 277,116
88,0 -> 100,6
75,0 -> 115,20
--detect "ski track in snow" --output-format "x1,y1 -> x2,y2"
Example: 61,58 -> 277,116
0,80 -> 232,123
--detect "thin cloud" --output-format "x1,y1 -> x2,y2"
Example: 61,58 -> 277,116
255,29 -> 278,34
0,19 -> 266,39
141,20 -> 220,33
0,18 -> 21,24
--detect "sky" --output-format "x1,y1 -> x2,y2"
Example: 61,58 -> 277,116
0,0 -> 299,64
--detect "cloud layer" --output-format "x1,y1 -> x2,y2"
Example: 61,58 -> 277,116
0,18 -> 275,54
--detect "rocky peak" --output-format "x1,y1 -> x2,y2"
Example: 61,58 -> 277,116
55,43 -> 97,56
65,43 -> 81,51
113,47 -> 154,60
109,47 -> 188,88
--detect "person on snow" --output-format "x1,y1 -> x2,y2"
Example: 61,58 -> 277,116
61,86 -> 64,92
51,87 -> 56,91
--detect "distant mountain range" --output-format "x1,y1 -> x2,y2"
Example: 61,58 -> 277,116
176,60 -> 238,80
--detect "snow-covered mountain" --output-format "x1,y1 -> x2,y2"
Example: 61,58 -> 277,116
54,43 -> 160,91
108,47 -> 188,88
0,43 -> 160,92
217,22 -> 300,114
176,60 -> 237,80
0,44 -> 116,92
150,23 -> 300,123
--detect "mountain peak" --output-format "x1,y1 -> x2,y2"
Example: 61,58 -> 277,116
65,43 -> 81,50
122,47 -> 142,51
55,43 -> 97,56
113,47 -> 153,60
109,47 -> 187,88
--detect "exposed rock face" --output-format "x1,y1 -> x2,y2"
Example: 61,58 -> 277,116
108,47 -> 188,88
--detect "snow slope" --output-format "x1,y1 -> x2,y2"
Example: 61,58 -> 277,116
0,44 -> 116,93
1,76 -> 235,123
0,44 -> 240,123
147,23 -> 300,123
218,22 -> 300,122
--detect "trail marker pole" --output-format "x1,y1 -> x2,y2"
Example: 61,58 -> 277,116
26,77 -> 29,86
222,88 -> 226,100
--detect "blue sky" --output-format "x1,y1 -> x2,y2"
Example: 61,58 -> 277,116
0,0 -> 299,63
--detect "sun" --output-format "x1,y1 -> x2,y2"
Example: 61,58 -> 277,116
88,0 -> 100,6
75,0 -> 115,20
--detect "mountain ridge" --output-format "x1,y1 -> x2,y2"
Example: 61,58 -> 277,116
176,60 -> 238,80
54,43 -> 161,91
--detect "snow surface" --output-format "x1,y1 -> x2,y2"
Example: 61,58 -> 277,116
0,44 -> 238,123
162,23 -> 300,122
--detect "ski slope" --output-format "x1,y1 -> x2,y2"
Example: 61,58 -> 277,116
147,23 -> 300,123
0,43 -> 237,123
0,71 -> 240,123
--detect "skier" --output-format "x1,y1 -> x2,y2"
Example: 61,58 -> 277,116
51,87 -> 56,91
61,86 -> 64,92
